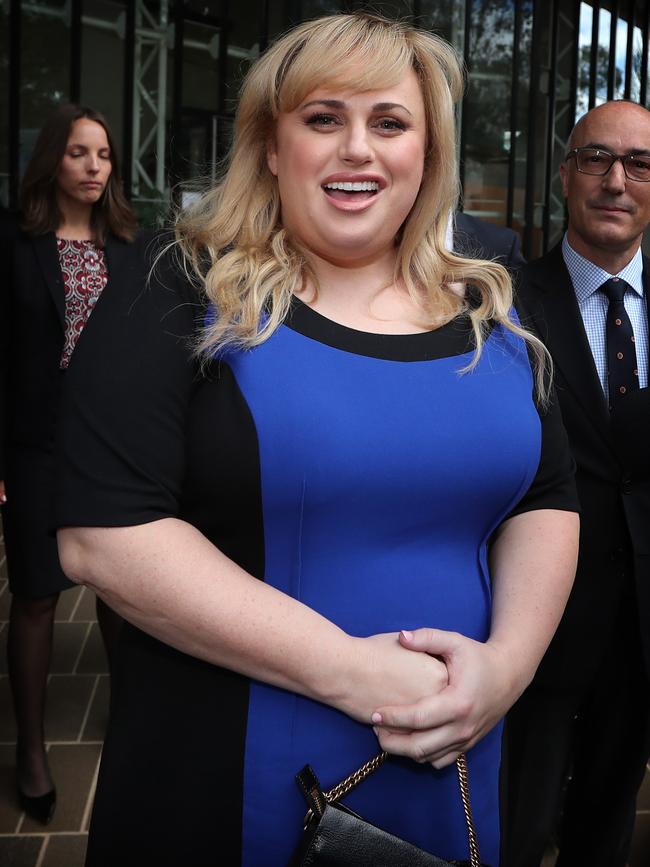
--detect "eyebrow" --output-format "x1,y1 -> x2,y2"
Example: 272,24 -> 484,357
300,98 -> 413,116
67,144 -> 111,151
580,142 -> 650,156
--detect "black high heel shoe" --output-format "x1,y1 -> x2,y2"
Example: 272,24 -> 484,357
18,787 -> 56,825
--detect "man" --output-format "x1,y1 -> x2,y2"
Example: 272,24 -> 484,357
453,210 -> 525,268
506,100 -> 650,867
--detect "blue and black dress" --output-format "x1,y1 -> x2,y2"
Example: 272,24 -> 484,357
54,249 -> 577,867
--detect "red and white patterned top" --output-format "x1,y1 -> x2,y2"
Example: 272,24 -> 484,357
57,239 -> 108,369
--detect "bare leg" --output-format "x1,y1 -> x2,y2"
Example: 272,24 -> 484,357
7,592 -> 58,797
95,596 -> 122,676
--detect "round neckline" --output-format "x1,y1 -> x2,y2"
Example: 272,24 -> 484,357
290,295 -> 455,339
285,296 -> 484,362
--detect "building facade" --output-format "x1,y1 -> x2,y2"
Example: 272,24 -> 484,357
1,0 -> 648,257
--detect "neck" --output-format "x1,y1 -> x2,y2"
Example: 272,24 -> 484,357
299,246 -> 398,308
296,247 -> 432,333
566,229 -> 641,275
56,195 -> 94,241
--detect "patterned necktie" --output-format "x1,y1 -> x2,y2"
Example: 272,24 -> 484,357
600,277 -> 640,409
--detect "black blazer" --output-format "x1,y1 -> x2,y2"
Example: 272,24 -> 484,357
453,211 -> 525,268
515,243 -> 650,687
1,228 -> 150,469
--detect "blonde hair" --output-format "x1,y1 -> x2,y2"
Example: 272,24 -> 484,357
176,12 -> 549,399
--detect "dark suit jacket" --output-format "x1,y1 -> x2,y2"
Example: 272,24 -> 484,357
515,243 -> 650,687
453,211 -> 525,269
1,228 -> 150,470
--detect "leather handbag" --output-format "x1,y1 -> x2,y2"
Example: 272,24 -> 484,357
289,752 -> 489,867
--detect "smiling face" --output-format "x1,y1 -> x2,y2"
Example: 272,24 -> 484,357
56,118 -> 112,212
266,68 -> 426,269
561,101 -> 650,266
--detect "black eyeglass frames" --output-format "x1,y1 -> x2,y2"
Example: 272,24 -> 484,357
565,147 -> 650,182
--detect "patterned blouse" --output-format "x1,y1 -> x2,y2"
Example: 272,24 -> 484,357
57,239 -> 108,369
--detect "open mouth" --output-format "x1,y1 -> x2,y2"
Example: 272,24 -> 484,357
322,180 -> 380,202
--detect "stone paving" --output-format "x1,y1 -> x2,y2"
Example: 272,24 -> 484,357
0,531 -> 649,866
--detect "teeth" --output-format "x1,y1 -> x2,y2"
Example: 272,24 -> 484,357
324,181 -> 379,191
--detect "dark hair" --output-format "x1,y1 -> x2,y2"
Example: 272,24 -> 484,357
20,103 -> 137,244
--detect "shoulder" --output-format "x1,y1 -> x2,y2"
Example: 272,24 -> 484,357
515,244 -> 567,298
4,229 -> 58,281
454,212 -> 524,265
107,229 -> 205,340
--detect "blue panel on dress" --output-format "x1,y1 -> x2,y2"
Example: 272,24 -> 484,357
224,320 -> 540,867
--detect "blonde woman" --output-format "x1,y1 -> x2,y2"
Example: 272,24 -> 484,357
55,14 -> 578,867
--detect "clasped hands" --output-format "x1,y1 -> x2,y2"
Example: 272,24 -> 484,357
368,628 -> 517,769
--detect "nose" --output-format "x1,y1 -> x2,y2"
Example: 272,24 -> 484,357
602,158 -> 627,193
339,120 -> 373,164
86,154 -> 101,173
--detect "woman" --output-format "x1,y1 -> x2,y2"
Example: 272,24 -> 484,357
55,14 -> 579,866
1,104 -> 139,824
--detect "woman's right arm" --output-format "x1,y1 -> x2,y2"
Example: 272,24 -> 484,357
58,518 -> 447,723
54,242 -> 446,724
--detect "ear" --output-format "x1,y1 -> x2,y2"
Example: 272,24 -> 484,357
266,137 -> 278,177
559,161 -> 569,198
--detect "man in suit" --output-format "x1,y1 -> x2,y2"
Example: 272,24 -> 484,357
505,100 -> 650,867
453,210 -> 525,269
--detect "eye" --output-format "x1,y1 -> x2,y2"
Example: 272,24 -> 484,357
628,155 -> 650,171
587,151 -> 609,164
304,113 -> 340,129
373,117 -> 407,133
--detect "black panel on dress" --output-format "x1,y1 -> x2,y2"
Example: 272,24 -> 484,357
56,241 -> 265,865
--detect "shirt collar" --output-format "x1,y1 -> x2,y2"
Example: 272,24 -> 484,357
562,234 -> 645,304
445,212 -> 454,252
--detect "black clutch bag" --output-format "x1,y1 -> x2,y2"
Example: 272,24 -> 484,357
289,752 -> 489,867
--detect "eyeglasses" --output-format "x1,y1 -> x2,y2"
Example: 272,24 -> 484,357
566,147 -> 650,182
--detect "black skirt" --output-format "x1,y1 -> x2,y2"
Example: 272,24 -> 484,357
3,445 -> 74,598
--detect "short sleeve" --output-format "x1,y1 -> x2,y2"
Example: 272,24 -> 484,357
507,385 -> 580,518
54,235 -> 204,529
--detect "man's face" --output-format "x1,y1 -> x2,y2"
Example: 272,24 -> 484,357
560,102 -> 650,261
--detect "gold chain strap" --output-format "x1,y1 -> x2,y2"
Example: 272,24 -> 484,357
307,751 -> 482,867
323,751 -> 388,804
455,753 -> 481,867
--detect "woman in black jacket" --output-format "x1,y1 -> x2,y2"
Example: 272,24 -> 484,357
1,104 -> 138,824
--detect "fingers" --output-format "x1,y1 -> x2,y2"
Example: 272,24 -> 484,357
0,480 -> 5,504
372,689 -> 479,767
399,627 -> 461,657
373,694 -> 451,731
373,722 -> 466,769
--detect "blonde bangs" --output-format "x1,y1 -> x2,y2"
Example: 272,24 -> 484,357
273,17 -> 414,114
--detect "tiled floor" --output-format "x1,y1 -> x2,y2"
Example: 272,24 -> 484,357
0,534 -> 107,867
0,533 -> 649,867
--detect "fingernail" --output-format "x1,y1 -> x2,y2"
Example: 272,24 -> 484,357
371,712 -> 382,724
400,630 -> 413,642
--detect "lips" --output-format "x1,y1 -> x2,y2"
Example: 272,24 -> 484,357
321,174 -> 385,210
591,201 -> 632,215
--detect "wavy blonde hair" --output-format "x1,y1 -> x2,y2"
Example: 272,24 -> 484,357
176,12 -> 549,398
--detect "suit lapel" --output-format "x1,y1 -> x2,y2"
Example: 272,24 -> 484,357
528,245 -> 612,441
31,233 -> 65,327
103,234 -> 130,297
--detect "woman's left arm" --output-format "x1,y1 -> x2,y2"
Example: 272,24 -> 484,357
371,507 -> 579,768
